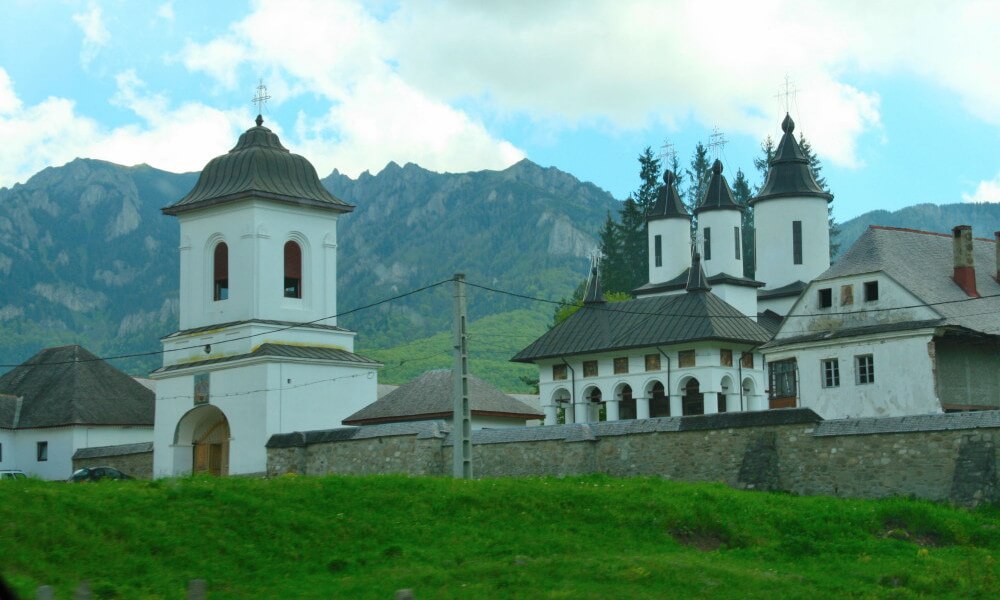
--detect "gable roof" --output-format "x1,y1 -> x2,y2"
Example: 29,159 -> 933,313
343,369 -> 542,425
816,225 -> 1000,335
512,291 -> 772,363
0,345 -> 154,429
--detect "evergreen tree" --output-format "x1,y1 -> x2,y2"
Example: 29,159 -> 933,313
635,147 -> 662,214
731,168 -> 755,279
686,142 -> 712,210
798,134 -> 839,258
597,211 -> 626,294
753,135 -> 775,192
619,196 -> 647,292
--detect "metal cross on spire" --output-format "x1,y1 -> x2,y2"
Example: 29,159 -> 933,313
707,127 -> 727,161
775,74 -> 798,114
659,139 -> 677,166
252,80 -> 271,121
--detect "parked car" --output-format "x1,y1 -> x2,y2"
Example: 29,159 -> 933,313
0,470 -> 27,480
67,467 -> 133,482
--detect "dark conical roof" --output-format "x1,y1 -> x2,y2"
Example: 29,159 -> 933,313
686,253 -> 711,292
694,160 -> 740,214
163,116 -> 353,216
647,170 -> 690,221
752,114 -> 833,205
583,266 -> 605,304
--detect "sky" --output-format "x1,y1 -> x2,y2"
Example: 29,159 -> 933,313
2,1 -> 1000,223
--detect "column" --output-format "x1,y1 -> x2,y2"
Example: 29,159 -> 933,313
669,395 -> 682,417
562,402 -> 575,424
574,400 -> 588,424
636,397 -> 650,419
727,393 -> 742,412
703,392 -> 719,415
543,403 -> 558,426
606,399 -> 620,422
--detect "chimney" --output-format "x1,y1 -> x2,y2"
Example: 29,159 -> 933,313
952,225 -> 979,297
995,231 -> 1000,282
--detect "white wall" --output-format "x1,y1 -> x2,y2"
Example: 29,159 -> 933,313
757,294 -> 798,317
698,209 -> 743,278
754,196 -> 829,291
263,361 -> 378,435
10,428 -> 75,480
648,218 -> 691,284
0,430 -> 14,470
709,283 -> 758,319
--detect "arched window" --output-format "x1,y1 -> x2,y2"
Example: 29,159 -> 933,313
284,241 -> 302,299
213,243 -> 228,301
649,381 -> 669,417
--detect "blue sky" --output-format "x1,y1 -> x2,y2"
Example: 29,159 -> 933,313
2,1 -> 1000,223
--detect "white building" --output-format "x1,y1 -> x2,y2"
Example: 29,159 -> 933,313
150,115 -> 380,477
762,224 -> 1000,418
0,345 -> 153,480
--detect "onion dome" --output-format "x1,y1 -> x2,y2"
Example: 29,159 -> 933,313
694,159 -> 740,214
685,253 -> 711,292
751,113 -> 833,205
583,266 -> 605,304
163,115 -> 352,216
647,170 -> 690,221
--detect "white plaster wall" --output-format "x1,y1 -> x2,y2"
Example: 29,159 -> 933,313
263,361 -> 378,434
72,426 -> 153,450
757,294 -> 798,317
648,218 -> 691,284
698,209 -> 743,278
766,333 -> 941,419
0,430 -> 14,469
161,321 -> 356,368
709,283 -> 758,318
176,200 -> 340,330
10,428 -> 75,480
754,197 -> 829,291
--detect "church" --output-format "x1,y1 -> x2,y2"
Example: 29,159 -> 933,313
150,114 -> 380,477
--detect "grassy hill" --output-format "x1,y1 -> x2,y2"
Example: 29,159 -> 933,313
360,308 -> 549,393
0,476 -> 996,598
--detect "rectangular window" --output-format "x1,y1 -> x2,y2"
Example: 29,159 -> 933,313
644,353 -> 661,372
818,288 -> 832,308
678,350 -> 696,368
583,360 -> 598,378
740,352 -> 754,369
37,441 -> 48,462
856,354 -> 875,385
734,226 -> 741,260
841,284 -> 854,306
768,359 -> 797,399
654,235 -> 662,268
821,359 -> 840,388
704,228 -> 712,260
792,221 -> 802,265
720,349 -> 733,367
864,280 -> 879,302
552,364 -> 567,381
0,442 -> 3,462
613,357 -> 629,375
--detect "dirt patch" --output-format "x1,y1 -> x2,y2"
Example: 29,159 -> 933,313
882,520 -> 946,547
670,528 -> 728,551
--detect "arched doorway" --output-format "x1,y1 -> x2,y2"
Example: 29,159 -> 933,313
648,381 -> 669,417
616,384 -> 636,420
174,405 -> 230,476
584,386 -> 605,422
719,376 -> 734,413
552,388 -> 572,424
682,378 -> 704,415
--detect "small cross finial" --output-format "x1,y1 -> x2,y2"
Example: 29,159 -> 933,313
775,74 -> 798,115
658,139 -> 677,165
707,127 -> 727,161
252,79 -> 271,123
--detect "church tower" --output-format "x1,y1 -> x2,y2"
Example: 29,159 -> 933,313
752,114 -> 833,314
645,170 -> 691,286
151,112 -> 380,478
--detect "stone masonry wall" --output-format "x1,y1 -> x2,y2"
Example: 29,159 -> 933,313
266,410 -> 1000,507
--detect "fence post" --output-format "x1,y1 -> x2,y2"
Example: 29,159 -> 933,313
188,579 -> 207,600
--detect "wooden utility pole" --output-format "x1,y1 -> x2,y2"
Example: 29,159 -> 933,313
452,273 -> 472,479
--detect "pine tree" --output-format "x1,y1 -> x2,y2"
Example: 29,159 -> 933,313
685,143 -> 712,234
731,168 -> 755,279
597,211 -> 626,294
619,196 -> 647,292
635,147 -> 662,214
753,136 -> 775,192
798,134 -> 839,258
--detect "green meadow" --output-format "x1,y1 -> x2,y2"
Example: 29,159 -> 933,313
1,476 -> 997,599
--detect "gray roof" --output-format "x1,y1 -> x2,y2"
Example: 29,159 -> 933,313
73,442 -> 153,460
685,253 -> 711,292
762,319 -> 945,350
512,289 -> 773,363
343,369 -> 542,425
634,270 -> 763,297
752,114 -> 833,205
813,410 -> 1000,437
163,318 -> 348,339
0,346 -> 154,429
583,266 -> 605,304
647,170 -> 690,221
163,117 -> 352,216
758,280 -> 808,300
816,226 -> 1000,335
756,310 -> 784,336
694,160 -> 741,214
152,343 -> 380,374
267,420 -> 449,448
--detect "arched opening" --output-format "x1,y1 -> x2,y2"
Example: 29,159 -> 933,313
648,381 -> 669,417
213,242 -> 229,301
682,378 -> 704,416
552,388 -> 571,425
742,377 -> 756,411
284,241 -> 302,298
616,384 -> 636,420
174,405 -> 230,476
719,376 -> 734,413
585,386 -> 605,422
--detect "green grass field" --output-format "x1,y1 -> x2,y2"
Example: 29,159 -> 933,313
1,476 -> 997,599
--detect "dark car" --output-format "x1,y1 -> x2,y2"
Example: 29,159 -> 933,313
68,467 -> 134,482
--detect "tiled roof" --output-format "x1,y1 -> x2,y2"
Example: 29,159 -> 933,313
816,226 -> 1000,335
813,410 -> 1000,436
0,346 -> 154,428
163,118 -> 352,216
153,343 -> 380,374
512,290 -> 773,363
73,442 -> 153,460
343,369 -> 542,425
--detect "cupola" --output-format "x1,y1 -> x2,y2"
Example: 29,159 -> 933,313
752,114 -> 833,205
647,170 -> 690,221
694,160 -> 741,214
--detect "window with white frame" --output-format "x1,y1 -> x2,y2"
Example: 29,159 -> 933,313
855,354 -> 875,385
821,358 -> 840,388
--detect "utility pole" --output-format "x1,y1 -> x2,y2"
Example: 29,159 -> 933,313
452,273 -> 472,479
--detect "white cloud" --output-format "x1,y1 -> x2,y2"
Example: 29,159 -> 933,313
157,2 -> 175,22
963,176 -> 1000,203
0,68 -> 243,187
72,3 -> 110,67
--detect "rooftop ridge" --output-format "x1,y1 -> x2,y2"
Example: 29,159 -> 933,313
870,224 -> 996,243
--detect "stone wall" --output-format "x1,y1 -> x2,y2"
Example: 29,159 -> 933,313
72,442 -> 154,479
266,409 -> 1000,507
